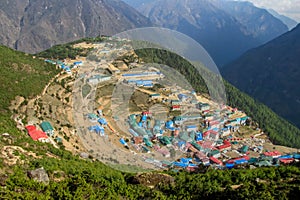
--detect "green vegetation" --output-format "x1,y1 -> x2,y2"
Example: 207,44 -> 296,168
0,46 -> 58,112
2,157 -> 300,199
135,48 -> 300,148
36,37 -> 105,59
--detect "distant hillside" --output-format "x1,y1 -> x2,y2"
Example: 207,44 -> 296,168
123,0 -> 288,66
0,0 -> 152,54
268,9 -> 298,30
222,24 -> 300,128
212,1 -> 288,43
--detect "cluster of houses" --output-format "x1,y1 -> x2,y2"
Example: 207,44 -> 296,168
45,59 -> 83,74
86,110 -> 111,137
124,106 -> 300,170
118,82 -> 300,170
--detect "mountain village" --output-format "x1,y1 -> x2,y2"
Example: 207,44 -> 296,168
9,38 -> 300,172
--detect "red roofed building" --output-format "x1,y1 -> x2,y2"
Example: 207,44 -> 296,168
279,158 -> 294,164
172,105 -> 181,111
203,130 -> 219,141
202,110 -> 210,115
209,156 -> 223,165
25,125 -> 48,142
217,140 -> 231,151
203,130 -> 218,138
142,111 -> 152,116
242,155 -> 250,160
264,151 -> 281,158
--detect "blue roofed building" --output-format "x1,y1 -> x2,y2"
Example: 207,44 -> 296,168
98,118 -> 108,126
74,61 -> 83,65
89,125 -> 105,136
195,132 -> 203,141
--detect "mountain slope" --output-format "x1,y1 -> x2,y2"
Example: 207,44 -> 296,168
212,0 -> 288,43
123,0 -> 288,66
268,9 -> 298,30
0,0 -> 152,53
222,24 -> 300,128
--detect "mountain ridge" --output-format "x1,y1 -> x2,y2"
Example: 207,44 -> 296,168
267,9 -> 298,30
0,0 -> 152,53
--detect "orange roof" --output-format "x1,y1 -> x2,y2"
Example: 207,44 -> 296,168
264,151 -> 281,157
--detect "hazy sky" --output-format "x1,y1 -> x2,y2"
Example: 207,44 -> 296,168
236,0 -> 300,22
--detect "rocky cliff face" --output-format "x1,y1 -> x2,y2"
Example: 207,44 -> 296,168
0,0 -> 152,53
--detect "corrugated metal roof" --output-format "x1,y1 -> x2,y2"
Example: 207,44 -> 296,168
40,121 -> 54,132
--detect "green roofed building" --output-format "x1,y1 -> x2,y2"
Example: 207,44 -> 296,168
209,150 -> 221,158
40,121 -> 55,136
87,113 -> 99,121
171,100 -> 181,105
197,103 -> 210,111
56,61 -> 65,65
240,145 -> 249,154
150,94 -> 161,99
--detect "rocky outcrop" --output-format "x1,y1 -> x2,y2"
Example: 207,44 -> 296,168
27,167 -> 50,184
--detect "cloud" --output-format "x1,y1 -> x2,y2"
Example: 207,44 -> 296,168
235,0 -> 300,22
